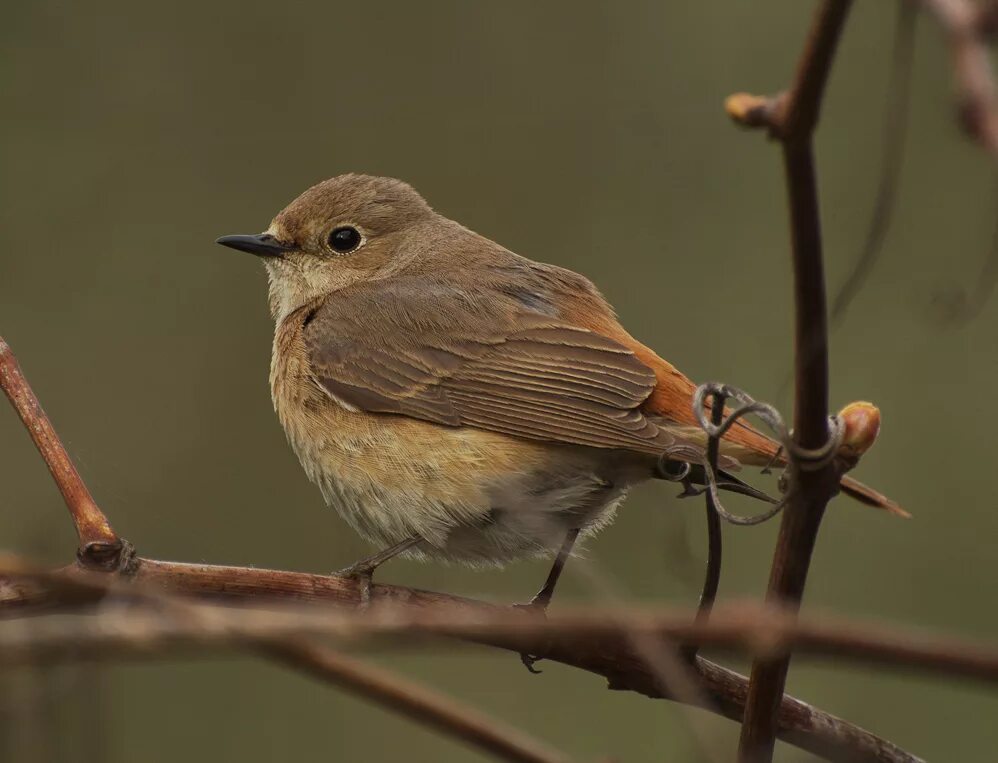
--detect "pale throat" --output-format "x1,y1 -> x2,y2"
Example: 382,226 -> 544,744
264,258 -> 344,324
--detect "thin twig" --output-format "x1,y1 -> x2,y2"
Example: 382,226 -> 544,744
683,388 -> 726,663
265,641 -> 572,763
0,338 -> 122,568
729,3 -> 854,761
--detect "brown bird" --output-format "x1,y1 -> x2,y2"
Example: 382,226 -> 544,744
217,174 -> 903,607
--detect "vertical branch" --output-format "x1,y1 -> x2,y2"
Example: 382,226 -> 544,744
0,338 -> 122,568
775,1 -> 854,140
728,2 -> 854,761
783,142 -> 831,449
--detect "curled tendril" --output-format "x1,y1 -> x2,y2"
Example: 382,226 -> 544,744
694,451 -> 787,526
692,383 -> 844,470
657,458 -> 692,482
678,382 -> 845,527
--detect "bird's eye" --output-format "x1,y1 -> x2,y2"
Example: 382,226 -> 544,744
328,226 -> 362,254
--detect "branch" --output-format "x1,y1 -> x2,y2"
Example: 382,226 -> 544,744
3,562 -> 997,687
727,1 -> 998,162
3,559 -> 969,762
0,569 -> 573,763
0,338 -> 122,568
726,3 -> 854,761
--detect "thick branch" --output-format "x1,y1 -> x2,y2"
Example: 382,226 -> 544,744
735,3 -> 853,761
0,559 -> 950,763
3,562 -> 996,687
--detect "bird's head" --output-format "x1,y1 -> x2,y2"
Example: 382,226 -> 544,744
217,174 -> 436,320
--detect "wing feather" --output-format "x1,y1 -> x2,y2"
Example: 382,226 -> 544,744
304,273 -> 675,454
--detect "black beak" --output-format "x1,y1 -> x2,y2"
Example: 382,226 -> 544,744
215,233 -> 292,258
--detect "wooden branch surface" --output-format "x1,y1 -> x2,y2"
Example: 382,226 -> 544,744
735,3 -> 853,760
5,556 -> 975,763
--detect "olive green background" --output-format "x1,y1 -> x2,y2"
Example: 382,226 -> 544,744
2,1 -> 996,761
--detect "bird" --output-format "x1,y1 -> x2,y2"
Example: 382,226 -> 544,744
217,173 -> 904,608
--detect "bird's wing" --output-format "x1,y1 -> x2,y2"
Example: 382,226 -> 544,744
303,274 -> 679,454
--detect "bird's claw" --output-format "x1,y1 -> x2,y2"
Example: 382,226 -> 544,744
677,478 -> 706,499
519,652 -> 544,674
512,599 -> 550,674
334,564 -> 375,609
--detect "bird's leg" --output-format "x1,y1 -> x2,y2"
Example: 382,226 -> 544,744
335,535 -> 422,608
522,528 -> 580,612
514,528 -> 580,673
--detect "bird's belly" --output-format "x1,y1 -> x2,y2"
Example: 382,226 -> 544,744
279,399 -> 641,565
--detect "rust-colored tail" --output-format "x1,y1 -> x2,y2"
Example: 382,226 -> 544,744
839,476 -> 909,518
628,342 -> 909,518
708,416 -> 909,517
572,312 -> 908,518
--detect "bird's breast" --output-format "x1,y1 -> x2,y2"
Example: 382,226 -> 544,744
270,314 -> 550,535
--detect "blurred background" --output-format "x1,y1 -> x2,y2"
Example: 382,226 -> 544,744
2,1 -> 996,761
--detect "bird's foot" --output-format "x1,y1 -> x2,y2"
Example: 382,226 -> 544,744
512,595 -> 551,674
677,477 -> 706,499
332,536 -> 423,610
334,562 -> 376,609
